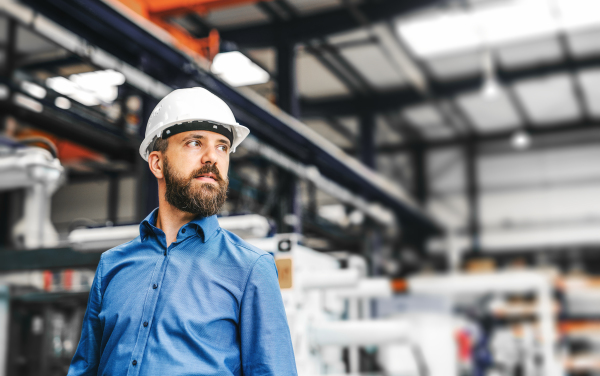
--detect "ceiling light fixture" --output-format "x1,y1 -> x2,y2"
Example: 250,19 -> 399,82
54,96 -> 71,110
14,93 -> 43,113
46,69 -> 126,106
511,130 -> 531,150
211,51 -> 270,87
480,47 -> 500,100
21,81 -> 47,99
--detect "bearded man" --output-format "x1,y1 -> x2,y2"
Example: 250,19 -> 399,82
67,88 -> 297,376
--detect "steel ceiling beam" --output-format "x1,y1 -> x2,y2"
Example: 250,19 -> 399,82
300,55 -> 600,118
18,0 -> 442,236
219,0 -> 440,48
372,120 -> 600,153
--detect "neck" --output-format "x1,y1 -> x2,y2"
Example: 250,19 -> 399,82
155,195 -> 196,248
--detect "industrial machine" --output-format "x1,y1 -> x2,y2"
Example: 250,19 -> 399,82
247,234 -> 443,376
0,137 -> 65,249
68,213 -> 272,251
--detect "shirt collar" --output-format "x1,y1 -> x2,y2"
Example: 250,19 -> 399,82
139,208 -> 220,243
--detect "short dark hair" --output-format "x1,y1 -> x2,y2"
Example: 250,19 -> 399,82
150,136 -> 169,154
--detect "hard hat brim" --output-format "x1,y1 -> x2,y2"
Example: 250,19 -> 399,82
139,120 -> 250,161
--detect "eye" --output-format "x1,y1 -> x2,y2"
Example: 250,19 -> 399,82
187,140 -> 200,147
217,145 -> 229,152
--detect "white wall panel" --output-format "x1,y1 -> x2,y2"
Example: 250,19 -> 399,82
478,145 -> 600,250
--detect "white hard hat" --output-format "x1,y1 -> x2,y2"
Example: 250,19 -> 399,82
139,87 -> 250,161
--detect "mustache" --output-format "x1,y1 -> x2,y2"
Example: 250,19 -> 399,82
189,164 -> 225,183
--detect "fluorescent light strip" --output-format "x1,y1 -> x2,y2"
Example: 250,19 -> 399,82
14,93 -> 43,113
0,1 -> 171,99
21,81 -> 47,99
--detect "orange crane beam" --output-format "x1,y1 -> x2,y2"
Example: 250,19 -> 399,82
117,0 -> 270,60
145,0 -> 268,17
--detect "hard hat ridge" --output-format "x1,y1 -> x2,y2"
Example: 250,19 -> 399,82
139,87 -> 250,161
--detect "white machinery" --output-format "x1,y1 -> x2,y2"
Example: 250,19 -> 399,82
68,214 -> 271,251
408,271 -> 562,376
247,234 -> 440,376
0,141 -> 65,248
69,216 -> 482,376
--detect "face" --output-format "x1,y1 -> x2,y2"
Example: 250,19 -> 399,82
151,130 -> 231,216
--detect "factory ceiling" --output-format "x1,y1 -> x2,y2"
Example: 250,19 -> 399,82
165,0 -> 600,153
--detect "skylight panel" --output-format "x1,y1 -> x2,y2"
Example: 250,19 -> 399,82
397,10 -> 481,57
296,51 -> 351,98
421,125 -> 455,140
567,29 -> 600,57
475,0 -> 556,46
457,89 -> 521,132
513,74 -> 581,125
339,45 -> 406,90
204,4 -> 269,28
403,104 -> 443,126
402,104 -> 454,140
496,38 -> 562,68
397,0 -> 562,58
427,52 -> 482,80
555,0 -> 600,32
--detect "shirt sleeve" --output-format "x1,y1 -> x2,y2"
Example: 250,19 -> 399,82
67,256 -> 104,376
240,254 -> 298,376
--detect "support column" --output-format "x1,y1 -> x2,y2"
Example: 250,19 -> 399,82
359,111 -> 375,169
307,181 -> 317,221
276,37 -> 300,118
411,144 -> 428,253
1,19 -> 17,78
465,139 -> 480,252
107,173 -> 120,225
412,144 -> 428,205
277,37 -> 302,233
277,170 -> 302,234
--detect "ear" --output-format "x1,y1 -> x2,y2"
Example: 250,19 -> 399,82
148,151 -> 164,179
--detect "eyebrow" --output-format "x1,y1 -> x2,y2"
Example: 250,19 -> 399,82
182,133 -> 231,147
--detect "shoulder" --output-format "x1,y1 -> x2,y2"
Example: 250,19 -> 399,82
217,229 -> 277,273
219,228 -> 271,259
98,237 -> 141,265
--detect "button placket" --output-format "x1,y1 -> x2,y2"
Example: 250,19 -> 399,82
125,237 -> 195,376
126,254 -> 169,376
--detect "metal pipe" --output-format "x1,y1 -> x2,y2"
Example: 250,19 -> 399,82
310,320 -> 410,346
301,269 -> 360,290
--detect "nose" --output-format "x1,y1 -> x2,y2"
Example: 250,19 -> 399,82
200,144 -> 218,166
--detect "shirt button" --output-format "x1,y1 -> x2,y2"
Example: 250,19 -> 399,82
153,284 -> 158,289
182,228 -> 186,234
143,321 -> 148,327
132,360 -> 137,366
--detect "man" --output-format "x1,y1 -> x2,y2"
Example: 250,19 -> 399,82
68,88 -> 297,375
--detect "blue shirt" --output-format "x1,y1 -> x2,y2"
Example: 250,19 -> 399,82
68,209 -> 297,376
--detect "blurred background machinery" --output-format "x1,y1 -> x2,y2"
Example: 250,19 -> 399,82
2,0 -> 600,375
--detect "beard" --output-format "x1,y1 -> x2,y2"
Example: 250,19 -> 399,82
163,156 -> 228,217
